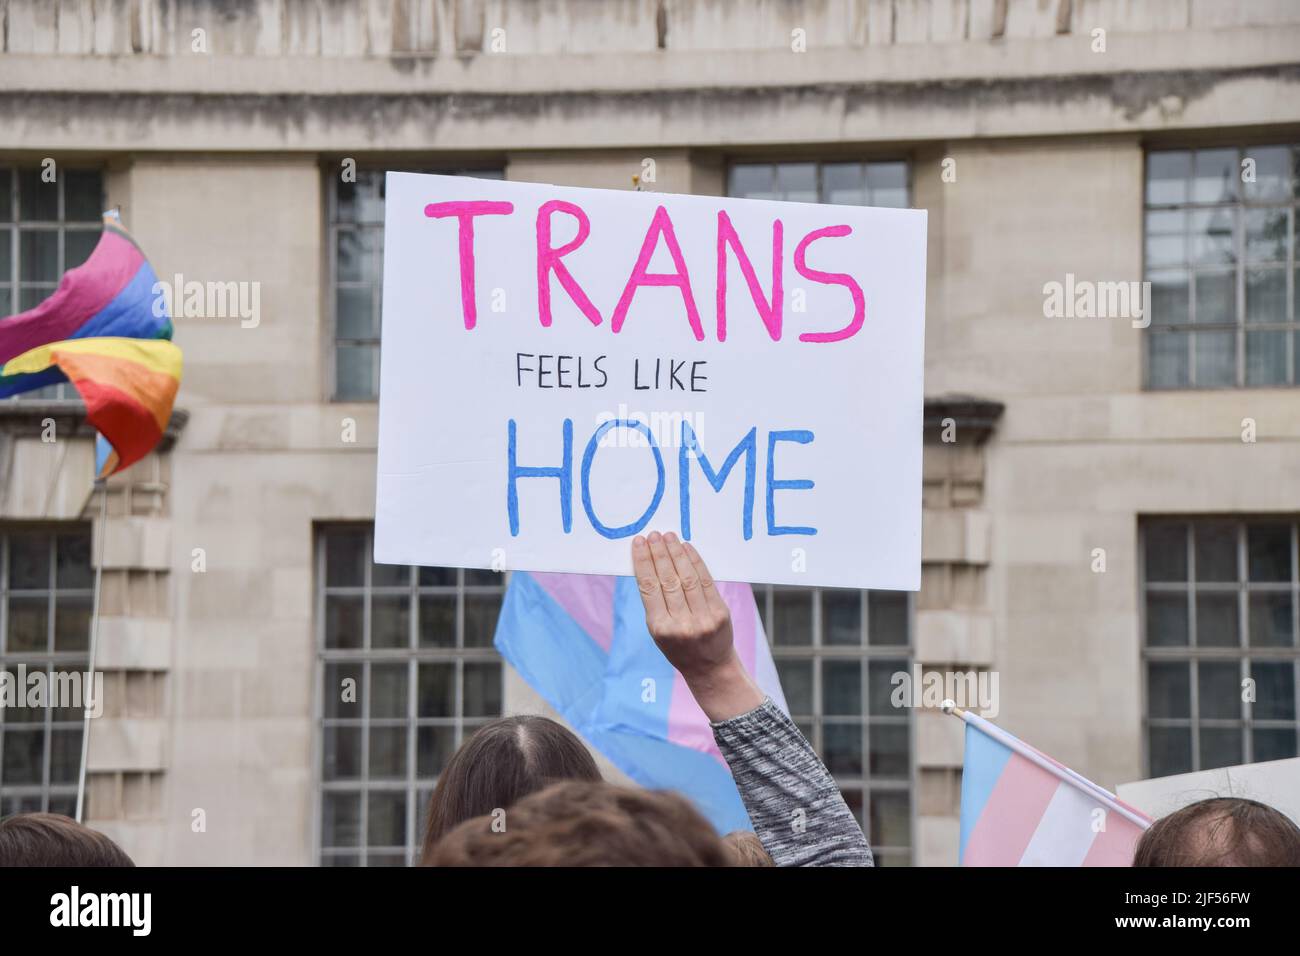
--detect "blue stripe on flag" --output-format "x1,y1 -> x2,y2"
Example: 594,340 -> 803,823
589,724 -> 753,834
494,572 -> 753,834
493,571 -> 609,729
0,259 -> 170,399
94,433 -> 114,479
959,720 -> 1013,863
0,366 -> 65,398
596,577 -> 675,739
76,261 -> 171,340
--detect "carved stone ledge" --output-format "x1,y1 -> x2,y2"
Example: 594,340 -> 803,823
0,401 -> 188,450
923,394 -> 1005,445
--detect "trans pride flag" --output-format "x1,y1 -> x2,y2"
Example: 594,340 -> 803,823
494,571 -> 787,833
958,709 -> 1150,866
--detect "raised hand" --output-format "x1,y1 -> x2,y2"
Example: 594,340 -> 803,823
631,531 -> 764,721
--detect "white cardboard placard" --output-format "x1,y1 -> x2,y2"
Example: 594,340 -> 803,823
1118,758 -> 1300,826
376,172 -> 926,588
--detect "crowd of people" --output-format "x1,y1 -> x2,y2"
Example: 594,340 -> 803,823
2,533 -> 1297,867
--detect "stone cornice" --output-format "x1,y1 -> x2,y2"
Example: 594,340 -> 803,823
0,401 -> 189,451
3,63 -> 1297,154
924,394 -> 1005,445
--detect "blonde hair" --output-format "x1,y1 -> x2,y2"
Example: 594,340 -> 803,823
723,830 -> 774,867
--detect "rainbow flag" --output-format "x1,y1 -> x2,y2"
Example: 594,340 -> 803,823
494,571 -> 787,832
958,709 -> 1150,866
2,337 -> 182,478
0,211 -> 171,398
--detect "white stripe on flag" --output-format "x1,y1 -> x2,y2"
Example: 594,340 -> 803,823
1019,781 -> 1101,867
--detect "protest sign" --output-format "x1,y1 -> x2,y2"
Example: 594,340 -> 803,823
1118,757 -> 1300,825
375,173 -> 926,588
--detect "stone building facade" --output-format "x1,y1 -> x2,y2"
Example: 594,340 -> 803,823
1,0 -> 1298,865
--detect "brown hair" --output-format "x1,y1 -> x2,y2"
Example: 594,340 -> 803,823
1132,797 -> 1300,867
426,780 -> 734,867
420,715 -> 601,863
723,830 -> 774,866
0,813 -> 135,867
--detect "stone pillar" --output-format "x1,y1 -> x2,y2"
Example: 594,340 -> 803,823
0,402 -> 184,865
915,395 -> 1003,866
84,446 -> 177,863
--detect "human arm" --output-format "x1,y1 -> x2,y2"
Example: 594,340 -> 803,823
630,532 -> 873,866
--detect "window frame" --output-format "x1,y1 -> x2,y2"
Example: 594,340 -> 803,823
725,157 -> 913,209
755,584 -> 916,866
1,166 -> 105,402
1142,143 -> 1300,390
323,165 -> 505,403
1139,517 -> 1300,777
313,524 -> 506,866
0,525 -> 94,818
0,166 -> 105,403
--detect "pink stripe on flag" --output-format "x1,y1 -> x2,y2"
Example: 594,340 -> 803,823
718,580 -> 757,674
963,752 -> 1061,866
0,230 -> 145,363
1080,814 -> 1145,866
529,572 -> 616,651
666,671 -> 725,765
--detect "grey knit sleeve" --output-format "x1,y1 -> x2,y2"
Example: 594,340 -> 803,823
712,698 -> 874,867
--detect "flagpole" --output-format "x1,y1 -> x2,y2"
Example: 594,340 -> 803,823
74,478 -> 108,824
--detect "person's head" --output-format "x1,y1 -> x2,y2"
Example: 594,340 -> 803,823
1132,797 -> 1300,867
0,813 -> 135,867
426,779 -> 733,867
723,829 -> 774,866
421,715 -> 601,862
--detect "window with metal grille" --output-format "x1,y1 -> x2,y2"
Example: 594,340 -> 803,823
1144,145 -> 1300,388
328,167 -> 504,401
1142,518 -> 1300,776
0,527 -> 93,818
0,167 -> 105,400
756,585 -> 914,865
315,525 -> 505,866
